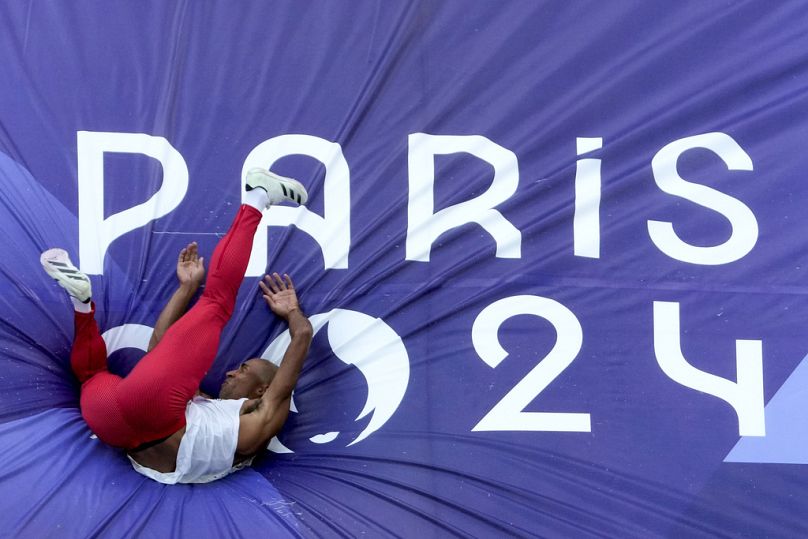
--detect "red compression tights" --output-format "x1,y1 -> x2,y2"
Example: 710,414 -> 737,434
72,205 -> 262,449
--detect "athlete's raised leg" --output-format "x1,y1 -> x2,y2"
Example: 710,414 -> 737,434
41,249 -> 137,446
115,169 -> 308,441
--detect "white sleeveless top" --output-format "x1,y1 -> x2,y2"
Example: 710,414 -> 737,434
128,397 -> 253,484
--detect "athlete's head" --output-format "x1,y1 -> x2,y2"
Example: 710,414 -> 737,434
219,358 -> 278,399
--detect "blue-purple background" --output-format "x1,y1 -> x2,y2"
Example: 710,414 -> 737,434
1,2 -> 807,537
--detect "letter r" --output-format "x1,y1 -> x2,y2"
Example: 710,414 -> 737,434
406,133 -> 521,262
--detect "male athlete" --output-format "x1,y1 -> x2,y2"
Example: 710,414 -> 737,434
40,169 -> 314,484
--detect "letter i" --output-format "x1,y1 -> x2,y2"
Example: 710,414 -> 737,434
573,137 -> 603,258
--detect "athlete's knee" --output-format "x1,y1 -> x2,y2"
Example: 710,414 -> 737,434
197,293 -> 235,322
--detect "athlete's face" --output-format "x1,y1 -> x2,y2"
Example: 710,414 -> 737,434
219,358 -> 275,399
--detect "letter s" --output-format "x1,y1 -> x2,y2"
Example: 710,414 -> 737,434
648,132 -> 757,265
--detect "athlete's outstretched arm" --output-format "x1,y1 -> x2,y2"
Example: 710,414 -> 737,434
261,273 -> 313,399
147,242 -> 206,352
237,273 -> 312,455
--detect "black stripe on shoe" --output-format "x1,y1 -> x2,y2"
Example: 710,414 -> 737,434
281,185 -> 288,197
296,193 -> 301,204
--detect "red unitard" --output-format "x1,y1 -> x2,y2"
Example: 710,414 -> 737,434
71,205 -> 262,449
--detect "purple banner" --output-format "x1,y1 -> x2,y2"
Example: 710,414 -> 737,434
1,2 -> 807,536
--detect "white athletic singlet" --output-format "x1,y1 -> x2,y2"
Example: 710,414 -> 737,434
128,397 -> 253,484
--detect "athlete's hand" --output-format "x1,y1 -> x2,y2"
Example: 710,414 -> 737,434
177,242 -> 205,288
259,273 -> 300,319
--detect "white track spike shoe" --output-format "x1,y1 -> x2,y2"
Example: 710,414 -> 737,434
40,248 -> 91,302
245,168 -> 308,207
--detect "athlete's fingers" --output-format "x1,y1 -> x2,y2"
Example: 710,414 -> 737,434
197,256 -> 204,269
178,248 -> 187,264
263,274 -> 279,294
259,279 -> 272,296
273,272 -> 287,290
283,274 -> 294,289
259,280 -> 271,296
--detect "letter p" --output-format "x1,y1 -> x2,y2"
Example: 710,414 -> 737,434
77,131 -> 188,275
